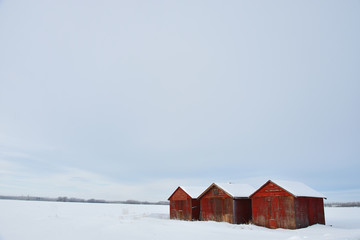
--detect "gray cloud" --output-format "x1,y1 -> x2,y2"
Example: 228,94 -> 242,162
0,0 -> 359,201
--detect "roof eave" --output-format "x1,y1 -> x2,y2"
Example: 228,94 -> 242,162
233,197 -> 251,200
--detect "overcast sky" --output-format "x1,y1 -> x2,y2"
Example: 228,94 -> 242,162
0,0 -> 359,202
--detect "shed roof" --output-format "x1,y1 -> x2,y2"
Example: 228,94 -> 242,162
251,180 -> 326,199
168,186 -> 205,200
179,186 -> 206,199
199,183 -> 256,199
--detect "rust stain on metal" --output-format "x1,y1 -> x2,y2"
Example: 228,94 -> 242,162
168,187 -> 200,221
199,185 -> 252,224
251,180 -> 325,229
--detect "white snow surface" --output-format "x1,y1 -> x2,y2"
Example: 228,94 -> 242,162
271,180 -> 326,198
215,183 -> 256,198
0,200 -> 360,240
179,186 -> 205,198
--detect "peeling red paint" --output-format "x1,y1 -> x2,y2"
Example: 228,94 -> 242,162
251,181 -> 325,229
168,187 -> 200,221
199,185 -> 252,224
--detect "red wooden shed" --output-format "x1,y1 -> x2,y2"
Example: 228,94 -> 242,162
168,186 -> 204,221
250,180 -> 326,229
198,183 -> 255,224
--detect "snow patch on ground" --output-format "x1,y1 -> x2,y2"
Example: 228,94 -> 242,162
0,200 -> 359,240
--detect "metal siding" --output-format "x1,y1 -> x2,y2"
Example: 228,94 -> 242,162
294,197 -> 309,228
315,198 -> 326,225
295,197 -> 325,228
169,188 -> 199,220
200,185 -> 234,223
251,197 -> 267,227
251,181 -> 296,229
252,181 -> 325,229
252,181 -> 293,197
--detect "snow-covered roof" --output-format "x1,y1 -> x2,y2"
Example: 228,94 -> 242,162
213,183 -> 256,198
271,180 -> 326,198
179,186 -> 206,199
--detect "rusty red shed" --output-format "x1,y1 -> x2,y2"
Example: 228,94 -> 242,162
198,183 -> 255,224
250,180 -> 326,229
168,186 -> 204,221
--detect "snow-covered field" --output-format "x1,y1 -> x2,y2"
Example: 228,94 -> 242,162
0,200 -> 359,240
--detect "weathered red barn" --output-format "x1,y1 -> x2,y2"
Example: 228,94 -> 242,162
168,186 -> 204,220
250,180 -> 326,229
198,183 -> 255,224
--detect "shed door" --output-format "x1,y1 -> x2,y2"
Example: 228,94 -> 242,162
266,197 -> 279,229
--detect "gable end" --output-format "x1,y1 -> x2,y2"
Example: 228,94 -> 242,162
250,180 -> 294,198
168,187 -> 191,201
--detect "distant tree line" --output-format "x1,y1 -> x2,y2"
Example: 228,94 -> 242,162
0,195 -> 169,205
121,199 -> 169,205
325,202 -> 360,207
2,195 -> 359,207
56,196 -> 107,203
